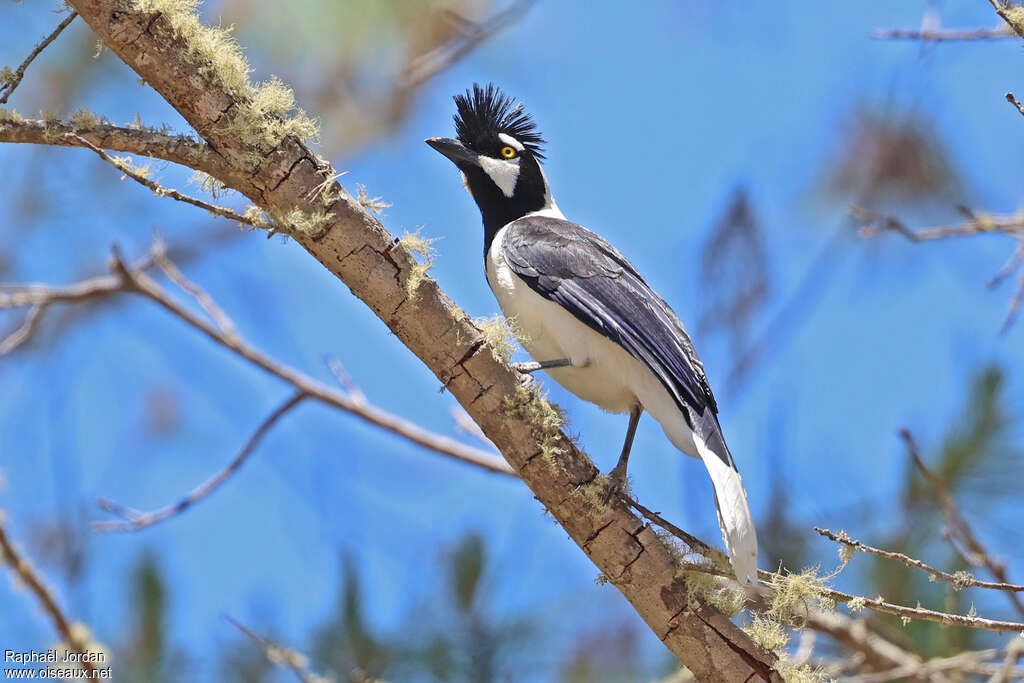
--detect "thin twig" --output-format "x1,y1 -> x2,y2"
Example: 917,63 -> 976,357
637,498 -> 1024,634
843,646 -> 1023,682
0,519 -> 100,673
69,133 -> 261,228
1006,92 -> 1024,118
0,11 -> 79,104
815,526 -> 1024,593
399,0 -> 535,89
988,636 -> 1024,683
225,615 -> 332,683
0,303 -> 47,354
682,559 -> 1024,634
94,392 -> 307,532
0,251 -> 157,353
151,234 -> 240,344
853,205 -> 1024,241
1,244 -> 512,480
871,26 -> 1012,41
901,429 -> 1024,617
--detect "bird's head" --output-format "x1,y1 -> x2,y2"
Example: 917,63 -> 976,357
427,83 -> 558,238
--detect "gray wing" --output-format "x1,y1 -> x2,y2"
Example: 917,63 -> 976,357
501,215 -> 733,466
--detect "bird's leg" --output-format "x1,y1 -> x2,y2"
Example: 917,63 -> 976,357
511,358 -> 573,374
603,405 -> 643,504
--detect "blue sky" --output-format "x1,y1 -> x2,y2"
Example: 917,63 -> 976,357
2,1 -> 1023,679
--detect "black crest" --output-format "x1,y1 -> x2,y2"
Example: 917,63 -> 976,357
454,83 -> 546,159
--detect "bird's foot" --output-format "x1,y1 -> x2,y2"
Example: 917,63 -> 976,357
602,465 -> 629,505
512,361 -> 543,374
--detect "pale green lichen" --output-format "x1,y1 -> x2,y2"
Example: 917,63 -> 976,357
503,383 -> 566,463
778,663 -> 831,683
743,614 -> 789,652
767,566 -> 836,627
357,183 -> 392,216
1002,6 -> 1024,35
0,108 -> 24,123
68,108 -> 109,129
681,565 -> 746,618
399,229 -> 438,302
845,596 -> 866,613
109,154 -> 154,180
951,570 -> 975,591
131,0 -> 318,163
473,314 -> 518,363
242,205 -> 275,231
189,170 -> 228,199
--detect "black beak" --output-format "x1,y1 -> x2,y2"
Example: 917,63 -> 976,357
425,137 -> 479,167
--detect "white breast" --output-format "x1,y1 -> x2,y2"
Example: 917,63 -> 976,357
485,223 -> 687,431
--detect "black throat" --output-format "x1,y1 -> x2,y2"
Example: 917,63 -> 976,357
463,156 -> 548,257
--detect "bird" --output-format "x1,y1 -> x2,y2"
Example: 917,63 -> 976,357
426,83 -> 758,585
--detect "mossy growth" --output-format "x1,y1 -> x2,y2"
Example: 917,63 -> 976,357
473,314 -> 518,364
189,170 -> 228,198
743,613 -> 789,652
1003,6 -> 1024,34
356,183 -> 392,216
68,108 -> 110,129
777,663 -> 831,683
681,565 -> 747,618
766,566 -> 836,627
110,154 -> 154,180
131,0 -> 318,163
502,382 -> 566,464
399,229 -> 439,302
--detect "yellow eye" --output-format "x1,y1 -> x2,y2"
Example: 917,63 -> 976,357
500,145 -> 517,159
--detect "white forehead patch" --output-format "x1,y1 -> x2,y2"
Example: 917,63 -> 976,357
478,155 -> 521,198
497,133 -> 525,151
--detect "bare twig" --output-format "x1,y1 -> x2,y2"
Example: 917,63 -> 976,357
0,244 -> 513,483
682,557 -> 1024,634
94,392 -> 307,532
0,11 -> 79,104
69,133 -> 262,228
988,636 -> 1024,683
815,526 -> 1024,593
637,498 -> 1024,634
0,303 -> 47,354
872,26 -> 1013,41
225,615 -> 334,683
1006,92 -> 1024,118
0,518 -> 101,674
0,250 -> 157,353
853,206 -> 1024,241
901,429 -> 1024,617
150,235 -> 240,344
843,646 -> 1024,682
399,0 -> 535,89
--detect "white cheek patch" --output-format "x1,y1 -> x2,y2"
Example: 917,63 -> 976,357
478,155 -> 521,198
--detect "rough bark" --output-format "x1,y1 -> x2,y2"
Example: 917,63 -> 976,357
64,1 -> 779,678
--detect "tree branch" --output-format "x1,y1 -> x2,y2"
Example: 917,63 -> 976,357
901,429 -> 1024,617
0,10 -> 79,104
0,243 -> 514,479
815,526 -> 1024,594
69,133 -> 263,228
94,391 -> 308,532
0,516 -> 102,674
871,26 -> 1013,41
0,117 -> 245,186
